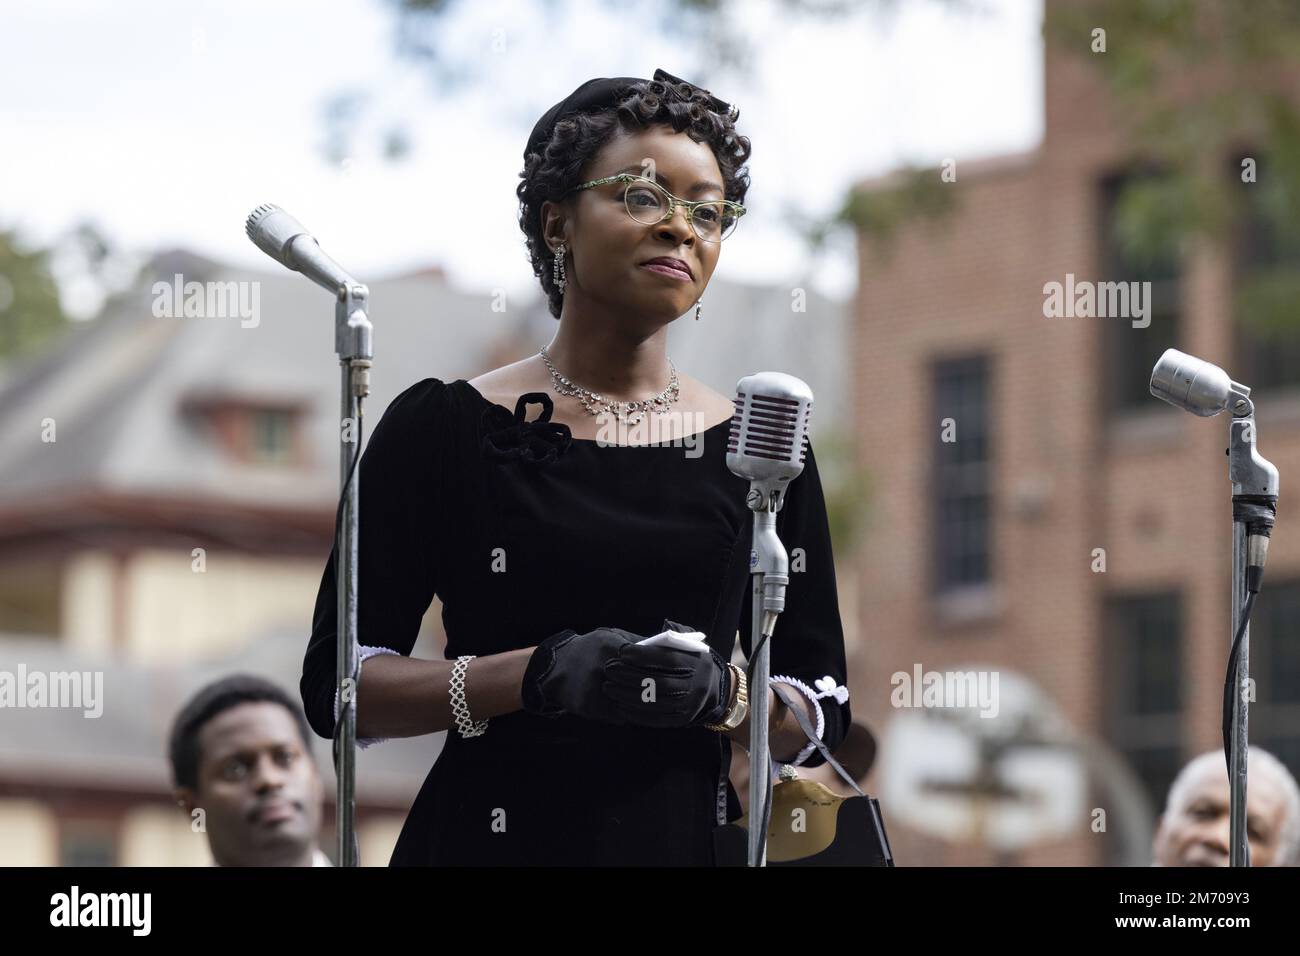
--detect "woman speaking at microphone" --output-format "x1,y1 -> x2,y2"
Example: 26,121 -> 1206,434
300,70 -> 852,865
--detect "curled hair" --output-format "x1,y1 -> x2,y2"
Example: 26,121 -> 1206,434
517,78 -> 752,318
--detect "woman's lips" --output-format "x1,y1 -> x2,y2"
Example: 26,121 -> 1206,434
639,263 -> 691,281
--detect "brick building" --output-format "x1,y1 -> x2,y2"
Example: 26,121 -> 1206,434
850,10 -> 1300,864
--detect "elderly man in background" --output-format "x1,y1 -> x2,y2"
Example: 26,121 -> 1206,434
1152,747 -> 1300,867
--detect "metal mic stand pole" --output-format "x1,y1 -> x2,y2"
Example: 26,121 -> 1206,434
1229,505 -> 1249,869
335,282 -> 372,867
1227,394 -> 1278,867
747,497 -> 788,867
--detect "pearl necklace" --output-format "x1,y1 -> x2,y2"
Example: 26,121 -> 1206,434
538,346 -> 680,427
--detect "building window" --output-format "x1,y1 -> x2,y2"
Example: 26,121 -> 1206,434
1242,579 -> 1300,782
60,822 -> 117,867
1098,169 -> 1183,416
1103,592 -> 1184,826
0,558 -> 61,637
250,408 -> 294,464
179,392 -> 305,466
932,355 -> 992,598
1231,152 -> 1300,393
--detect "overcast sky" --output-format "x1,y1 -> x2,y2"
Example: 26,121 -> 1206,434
0,0 -> 1042,313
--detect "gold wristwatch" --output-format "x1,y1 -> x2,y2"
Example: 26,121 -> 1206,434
704,663 -> 748,732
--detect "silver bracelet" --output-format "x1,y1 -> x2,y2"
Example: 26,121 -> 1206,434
450,655 -> 489,738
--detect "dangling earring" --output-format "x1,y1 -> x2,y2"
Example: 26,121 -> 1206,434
695,295 -> 702,321
553,242 -> 567,295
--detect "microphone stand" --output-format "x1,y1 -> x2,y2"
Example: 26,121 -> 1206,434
747,493 -> 788,868
1226,389 -> 1278,867
334,282 -> 372,867
243,204 -> 373,865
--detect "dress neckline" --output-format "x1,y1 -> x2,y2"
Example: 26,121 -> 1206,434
458,379 -> 733,448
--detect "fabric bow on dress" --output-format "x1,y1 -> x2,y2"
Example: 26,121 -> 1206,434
480,392 -> 572,465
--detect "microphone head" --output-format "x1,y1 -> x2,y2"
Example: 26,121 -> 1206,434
1150,348 -> 1235,417
245,203 -> 311,270
727,372 -> 813,495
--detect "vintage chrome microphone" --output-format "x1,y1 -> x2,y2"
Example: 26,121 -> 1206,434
246,203 -> 372,868
1150,348 -> 1279,867
246,203 -> 358,295
726,371 -> 813,867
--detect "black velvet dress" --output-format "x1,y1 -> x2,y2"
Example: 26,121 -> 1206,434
301,378 -> 850,866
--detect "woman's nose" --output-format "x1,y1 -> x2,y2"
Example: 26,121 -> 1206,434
655,205 -> 693,241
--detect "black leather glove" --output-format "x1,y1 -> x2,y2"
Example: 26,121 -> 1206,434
601,619 -> 731,729
521,626 -> 637,723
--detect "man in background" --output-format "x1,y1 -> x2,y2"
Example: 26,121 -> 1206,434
169,674 -> 330,866
1152,747 -> 1300,867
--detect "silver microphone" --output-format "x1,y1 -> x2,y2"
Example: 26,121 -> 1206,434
245,203 -> 357,295
726,371 -> 814,513
727,371 -> 813,868
1150,348 -> 1244,417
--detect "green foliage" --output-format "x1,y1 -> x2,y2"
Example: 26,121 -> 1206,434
0,231 -> 66,364
812,425 -> 873,559
834,165 -> 959,260
1049,0 -> 1300,341
1235,268 -> 1300,340
1108,172 -> 1208,275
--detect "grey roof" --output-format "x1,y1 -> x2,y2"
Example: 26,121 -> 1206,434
665,276 -> 851,428
0,249 -> 540,508
0,249 -> 850,510
0,626 -> 442,805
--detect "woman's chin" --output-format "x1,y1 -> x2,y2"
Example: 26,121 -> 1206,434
619,292 -> 688,322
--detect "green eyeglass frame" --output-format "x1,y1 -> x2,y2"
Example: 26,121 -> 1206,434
565,173 -> 747,242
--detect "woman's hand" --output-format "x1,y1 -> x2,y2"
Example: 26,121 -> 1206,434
520,627 -> 638,723
601,641 -> 732,729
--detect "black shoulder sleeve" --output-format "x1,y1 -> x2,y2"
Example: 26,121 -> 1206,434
300,378 -> 449,740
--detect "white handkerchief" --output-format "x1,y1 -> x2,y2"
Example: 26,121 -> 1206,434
636,630 -> 710,653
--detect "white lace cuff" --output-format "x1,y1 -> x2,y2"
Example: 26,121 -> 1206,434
769,674 -> 849,766
333,645 -> 400,749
